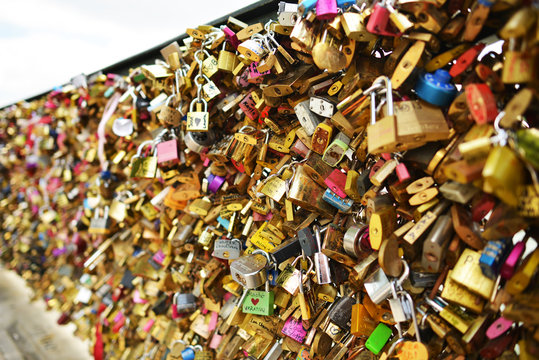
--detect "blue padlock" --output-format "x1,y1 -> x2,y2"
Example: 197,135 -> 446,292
181,345 -> 202,360
414,69 -> 458,107
336,0 -> 356,8
299,0 -> 317,15
479,239 -> 509,279
322,188 -> 353,212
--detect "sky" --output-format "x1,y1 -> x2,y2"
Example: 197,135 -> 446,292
0,0 -> 259,107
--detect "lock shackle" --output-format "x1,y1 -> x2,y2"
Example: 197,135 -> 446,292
386,337 -> 407,358
134,140 -> 155,159
291,255 -> 314,275
189,97 -> 208,112
313,224 -> 323,252
396,289 -> 422,343
396,259 -> 409,285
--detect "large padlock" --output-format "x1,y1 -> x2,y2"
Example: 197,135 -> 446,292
186,98 -> 209,132
229,249 -> 269,289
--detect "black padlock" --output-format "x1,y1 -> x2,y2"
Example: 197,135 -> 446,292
298,228 -> 318,257
327,294 -> 355,331
270,237 -> 301,265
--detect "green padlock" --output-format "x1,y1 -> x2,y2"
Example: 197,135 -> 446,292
365,323 -> 392,355
242,277 -> 274,316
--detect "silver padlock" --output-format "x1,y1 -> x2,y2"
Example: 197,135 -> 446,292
230,250 -> 269,289
89,206 -> 110,235
313,225 -> 331,285
277,2 -> 299,26
174,293 -> 197,312
294,100 -> 321,136
364,260 -> 409,304
309,96 -> 335,118
213,238 -> 242,260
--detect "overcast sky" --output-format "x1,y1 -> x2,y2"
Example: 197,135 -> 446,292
0,0 -> 259,107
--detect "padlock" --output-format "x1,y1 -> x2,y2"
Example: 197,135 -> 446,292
421,211 -> 454,273
187,98 -> 209,132
218,41 -> 238,73
130,140 -> 157,178
173,292 -> 197,313
297,269 -> 312,320
294,100 -> 321,136
366,0 -> 398,37
278,2 -> 299,26
316,0 -> 338,20
313,224 -> 331,285
89,206 -> 111,235
341,11 -> 377,42
364,260 -> 409,304
242,276 -> 274,316
327,291 -> 355,331
182,345 -> 203,360
237,38 -> 266,62
156,129 -> 179,165
277,255 -> 314,296
230,250 -> 269,289
309,96 -> 335,118
366,76 -> 400,154
322,131 -> 350,166
414,69 -> 458,107
365,323 -> 392,355
298,227 -> 317,257
213,238 -> 242,260
311,121 -> 333,155
282,316 -> 308,343
158,94 -> 182,127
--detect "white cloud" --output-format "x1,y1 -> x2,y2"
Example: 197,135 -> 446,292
0,0 -> 259,107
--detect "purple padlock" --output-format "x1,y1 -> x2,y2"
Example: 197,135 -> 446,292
316,0 -> 338,20
208,174 -> 226,193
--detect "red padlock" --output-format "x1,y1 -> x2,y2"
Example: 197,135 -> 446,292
366,1 -> 398,37
465,83 -> 498,124
450,43 -> 486,77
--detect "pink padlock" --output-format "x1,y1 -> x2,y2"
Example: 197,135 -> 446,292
207,311 -> 219,332
324,169 -> 348,199
282,316 -> 308,343
152,249 -> 166,265
316,0 -> 338,20
501,241 -> 526,280
249,62 -> 270,79
366,2 -> 397,37
486,317 -> 513,340
142,318 -> 155,333
222,26 -> 240,49
209,333 -> 223,349
239,92 -> 259,121
395,162 -> 411,183
156,131 -> 179,165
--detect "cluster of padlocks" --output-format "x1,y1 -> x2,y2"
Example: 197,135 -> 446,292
0,0 -> 538,359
